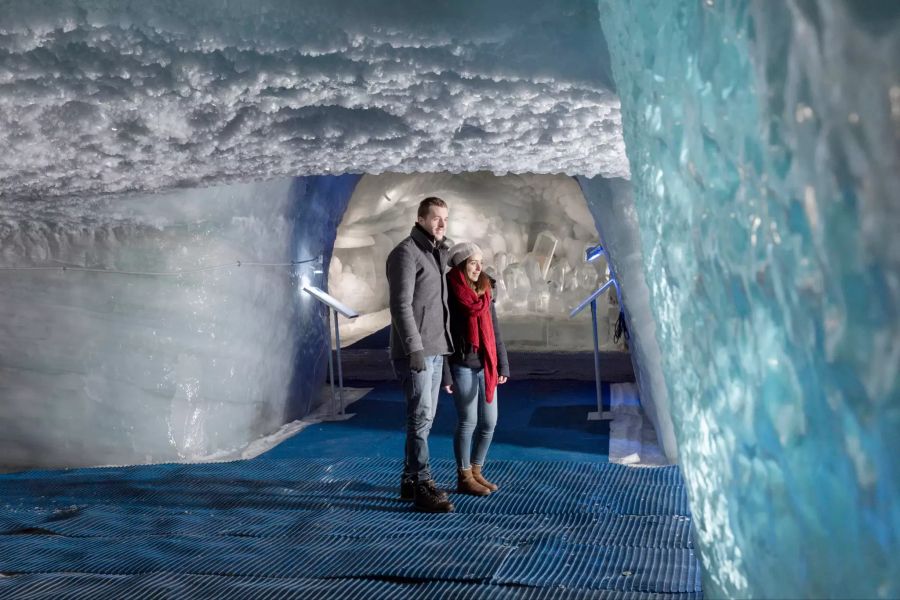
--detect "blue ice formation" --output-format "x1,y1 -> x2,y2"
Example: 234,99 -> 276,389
598,0 -> 899,597
286,175 -> 360,421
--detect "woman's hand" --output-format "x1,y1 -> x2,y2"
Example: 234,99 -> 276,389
444,384 -> 454,394
498,376 -> 508,385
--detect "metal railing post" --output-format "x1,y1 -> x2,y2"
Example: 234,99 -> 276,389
302,286 -> 359,418
333,309 -> 345,415
590,298 -> 604,420
570,278 -> 616,422
326,307 -> 337,416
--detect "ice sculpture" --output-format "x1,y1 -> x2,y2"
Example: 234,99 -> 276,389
598,0 -> 899,597
521,255 -> 545,288
503,262 -> 533,312
531,230 -> 559,279
548,262 -> 569,289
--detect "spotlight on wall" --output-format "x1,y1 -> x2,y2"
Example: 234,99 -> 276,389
295,255 -> 325,292
585,245 -> 605,262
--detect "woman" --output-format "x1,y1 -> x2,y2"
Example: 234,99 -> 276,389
443,241 -> 510,496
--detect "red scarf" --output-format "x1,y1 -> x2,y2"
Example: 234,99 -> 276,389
447,267 -> 498,403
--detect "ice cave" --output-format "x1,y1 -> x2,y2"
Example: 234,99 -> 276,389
0,1 -> 897,598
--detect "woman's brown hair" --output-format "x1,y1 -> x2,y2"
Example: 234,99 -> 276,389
458,263 -> 491,296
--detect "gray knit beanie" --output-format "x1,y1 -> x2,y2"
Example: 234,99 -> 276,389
448,241 -> 483,268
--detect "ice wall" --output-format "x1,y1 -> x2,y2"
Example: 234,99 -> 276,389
287,174 -> 360,419
0,177 -> 350,471
598,0 -> 899,597
577,176 -> 676,463
0,0 -> 625,199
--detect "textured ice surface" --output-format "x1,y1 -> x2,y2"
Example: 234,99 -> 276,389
599,0 -> 899,597
0,176 -> 351,471
329,172 -> 622,350
285,174 -> 360,419
0,180 -> 296,469
578,176 -> 676,464
607,382 -> 667,467
0,0 -> 626,199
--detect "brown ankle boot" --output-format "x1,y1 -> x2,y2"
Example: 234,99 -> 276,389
457,468 -> 491,496
471,464 -> 498,492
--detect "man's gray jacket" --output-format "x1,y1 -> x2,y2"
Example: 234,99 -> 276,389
386,224 -> 454,360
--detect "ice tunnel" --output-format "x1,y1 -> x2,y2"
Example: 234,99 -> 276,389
1,0 -> 898,598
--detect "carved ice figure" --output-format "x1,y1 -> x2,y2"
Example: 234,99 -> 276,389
531,230 -> 558,278
502,262 -> 531,310
521,254 -> 544,287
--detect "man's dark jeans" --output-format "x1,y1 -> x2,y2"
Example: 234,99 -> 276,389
393,354 -> 443,482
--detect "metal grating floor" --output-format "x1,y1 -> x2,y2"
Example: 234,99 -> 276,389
0,456 -> 702,599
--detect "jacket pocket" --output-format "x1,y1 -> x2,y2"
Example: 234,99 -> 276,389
414,303 -> 425,331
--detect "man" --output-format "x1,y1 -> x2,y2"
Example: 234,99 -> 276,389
386,196 -> 454,513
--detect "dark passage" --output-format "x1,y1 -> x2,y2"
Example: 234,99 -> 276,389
0,380 -> 702,599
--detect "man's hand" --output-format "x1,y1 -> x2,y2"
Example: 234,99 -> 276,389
409,350 -> 426,372
498,375 -> 508,384
443,384 -> 453,394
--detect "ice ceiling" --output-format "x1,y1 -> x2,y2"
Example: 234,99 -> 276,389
0,0 -> 626,201
1,1 -> 899,598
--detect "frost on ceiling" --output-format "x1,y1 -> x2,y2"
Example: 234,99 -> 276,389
0,0 -> 628,201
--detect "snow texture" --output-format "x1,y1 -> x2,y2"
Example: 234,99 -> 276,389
0,0 -> 626,201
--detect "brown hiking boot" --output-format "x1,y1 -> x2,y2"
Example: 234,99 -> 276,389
413,481 -> 454,513
471,464 -> 498,492
457,468 -> 491,496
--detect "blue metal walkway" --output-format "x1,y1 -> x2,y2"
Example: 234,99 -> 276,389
0,380 -> 703,599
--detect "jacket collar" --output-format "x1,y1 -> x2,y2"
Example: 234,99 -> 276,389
410,223 -> 450,252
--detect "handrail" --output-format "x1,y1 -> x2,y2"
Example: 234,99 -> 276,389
568,245 -> 619,422
302,286 -> 359,319
569,278 -> 616,318
302,285 -> 359,416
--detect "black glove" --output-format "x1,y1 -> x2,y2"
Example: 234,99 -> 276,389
409,350 -> 426,372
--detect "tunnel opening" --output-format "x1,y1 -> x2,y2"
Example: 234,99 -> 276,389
328,172 -> 625,355
307,170 -> 669,468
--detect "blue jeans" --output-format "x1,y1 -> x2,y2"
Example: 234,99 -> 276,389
450,365 -> 498,469
393,355 -> 443,482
